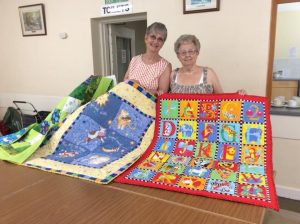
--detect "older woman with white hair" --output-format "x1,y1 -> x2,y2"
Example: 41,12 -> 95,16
170,34 -> 245,94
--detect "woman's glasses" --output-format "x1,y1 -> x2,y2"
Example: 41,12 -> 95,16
149,34 -> 164,44
177,49 -> 198,57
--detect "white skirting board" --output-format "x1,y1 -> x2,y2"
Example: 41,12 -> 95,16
276,185 -> 300,201
0,93 -> 62,120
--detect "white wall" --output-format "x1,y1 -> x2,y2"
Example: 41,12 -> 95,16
0,0 -> 271,97
0,0 -> 97,96
1,0 -> 299,199
275,10 -> 300,59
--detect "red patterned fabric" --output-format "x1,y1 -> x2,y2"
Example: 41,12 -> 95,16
128,55 -> 169,91
115,93 -> 279,211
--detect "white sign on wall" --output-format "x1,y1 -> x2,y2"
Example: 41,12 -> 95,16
101,2 -> 132,16
121,49 -> 128,63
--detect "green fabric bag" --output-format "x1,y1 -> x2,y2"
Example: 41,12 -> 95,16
2,107 -> 23,133
0,75 -> 113,164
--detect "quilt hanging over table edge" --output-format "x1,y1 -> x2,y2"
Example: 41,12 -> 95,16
22,81 -> 157,184
115,92 -> 279,211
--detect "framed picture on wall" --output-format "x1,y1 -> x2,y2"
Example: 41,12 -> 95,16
18,4 -> 47,36
183,0 -> 220,14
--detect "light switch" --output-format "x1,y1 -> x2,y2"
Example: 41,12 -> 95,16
59,32 -> 68,39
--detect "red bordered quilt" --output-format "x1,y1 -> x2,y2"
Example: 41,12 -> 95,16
115,93 -> 279,210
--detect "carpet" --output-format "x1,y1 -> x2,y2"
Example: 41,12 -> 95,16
24,81 -> 156,184
115,93 -> 279,210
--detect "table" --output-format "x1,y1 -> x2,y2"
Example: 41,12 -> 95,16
0,161 -> 265,224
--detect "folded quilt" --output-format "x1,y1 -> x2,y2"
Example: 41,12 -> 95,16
24,81 -> 156,183
115,93 -> 279,210
0,75 -> 113,164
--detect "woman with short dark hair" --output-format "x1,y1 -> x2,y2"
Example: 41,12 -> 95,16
124,22 -> 172,96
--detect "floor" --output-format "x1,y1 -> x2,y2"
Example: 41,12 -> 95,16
264,197 -> 300,224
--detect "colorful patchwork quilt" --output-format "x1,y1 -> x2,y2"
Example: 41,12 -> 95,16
23,81 -> 156,184
0,76 -> 113,164
115,93 -> 279,210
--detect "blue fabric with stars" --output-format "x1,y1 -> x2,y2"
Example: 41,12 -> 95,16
46,92 -> 154,169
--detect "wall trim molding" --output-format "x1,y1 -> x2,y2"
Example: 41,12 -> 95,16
276,184 -> 300,201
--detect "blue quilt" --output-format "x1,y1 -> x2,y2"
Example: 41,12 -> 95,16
24,81 -> 156,183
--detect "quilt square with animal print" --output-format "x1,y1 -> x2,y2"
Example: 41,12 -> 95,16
24,81 -> 156,184
115,93 -> 278,210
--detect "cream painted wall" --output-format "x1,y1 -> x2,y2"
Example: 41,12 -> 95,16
1,0 -> 300,199
275,11 -> 300,58
0,0 -> 271,97
134,0 -> 271,95
0,0 -> 98,96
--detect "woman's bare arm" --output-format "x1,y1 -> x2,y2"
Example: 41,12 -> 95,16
207,68 -> 224,93
157,63 -> 172,95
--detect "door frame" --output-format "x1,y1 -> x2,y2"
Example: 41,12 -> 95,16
266,0 -> 300,98
91,12 -> 146,77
